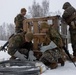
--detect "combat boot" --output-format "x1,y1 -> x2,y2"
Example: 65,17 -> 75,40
58,58 -> 65,66
72,56 -> 76,62
49,62 -> 58,69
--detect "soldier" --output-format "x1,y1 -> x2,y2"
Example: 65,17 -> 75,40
14,8 -> 27,33
8,32 -> 33,61
39,23 -> 65,69
62,2 -> 76,61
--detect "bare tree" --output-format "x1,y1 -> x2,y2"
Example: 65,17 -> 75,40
49,10 -> 61,16
6,23 -> 15,40
0,26 -> 4,40
0,23 -> 15,40
42,0 -> 49,17
29,0 -> 49,17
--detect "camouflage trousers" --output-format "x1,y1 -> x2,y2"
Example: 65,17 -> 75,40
8,48 -> 29,59
40,48 -> 63,64
19,49 -> 28,55
69,27 -> 76,56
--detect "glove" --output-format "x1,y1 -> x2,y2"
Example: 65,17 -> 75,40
28,50 -> 36,61
14,51 -> 27,61
40,41 -> 57,52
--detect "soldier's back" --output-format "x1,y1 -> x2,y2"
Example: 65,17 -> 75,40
47,26 -> 64,48
8,33 -> 25,55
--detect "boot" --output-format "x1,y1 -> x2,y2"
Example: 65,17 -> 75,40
49,63 -> 58,69
10,56 -> 16,60
72,56 -> 76,62
58,58 -> 65,66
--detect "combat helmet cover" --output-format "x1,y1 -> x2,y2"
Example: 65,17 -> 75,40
63,2 -> 71,9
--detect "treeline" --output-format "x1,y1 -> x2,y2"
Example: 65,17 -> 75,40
0,23 -> 15,40
0,0 -> 61,40
29,0 -> 61,17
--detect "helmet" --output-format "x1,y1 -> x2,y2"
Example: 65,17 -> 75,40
63,2 -> 71,9
25,33 -> 33,41
40,23 -> 49,30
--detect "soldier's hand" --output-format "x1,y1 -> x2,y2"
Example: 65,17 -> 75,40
28,50 -> 36,61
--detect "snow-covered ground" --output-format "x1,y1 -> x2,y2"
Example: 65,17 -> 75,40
0,40 -> 11,60
0,40 -> 76,75
42,44 -> 76,75
42,61 -> 76,75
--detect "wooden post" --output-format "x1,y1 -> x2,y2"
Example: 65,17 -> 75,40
23,16 -> 62,52
33,21 -> 39,33
23,21 -> 28,32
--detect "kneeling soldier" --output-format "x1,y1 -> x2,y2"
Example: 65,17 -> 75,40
39,23 -> 66,69
8,32 -> 33,61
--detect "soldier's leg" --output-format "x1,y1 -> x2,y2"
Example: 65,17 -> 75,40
19,49 -> 28,59
72,43 -> 76,57
40,50 -> 58,69
70,30 -> 76,56
69,29 -> 76,61
52,49 -> 65,66
8,48 -> 27,61
71,39 -> 76,62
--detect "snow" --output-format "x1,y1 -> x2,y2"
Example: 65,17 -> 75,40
0,40 -> 11,60
42,43 -> 76,75
0,40 -> 76,75
68,43 -> 73,54
42,61 -> 76,75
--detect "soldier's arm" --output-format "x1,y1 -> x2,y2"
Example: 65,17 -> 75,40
62,7 -> 75,19
49,28 -> 64,47
30,42 -> 33,50
16,14 -> 23,22
8,35 -> 22,55
62,11 -> 69,18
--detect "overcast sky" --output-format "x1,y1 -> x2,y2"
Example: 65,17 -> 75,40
0,0 -> 76,25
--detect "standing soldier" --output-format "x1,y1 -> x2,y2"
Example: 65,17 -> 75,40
62,2 -> 76,61
8,32 -> 33,60
14,8 -> 27,33
39,23 -> 65,69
